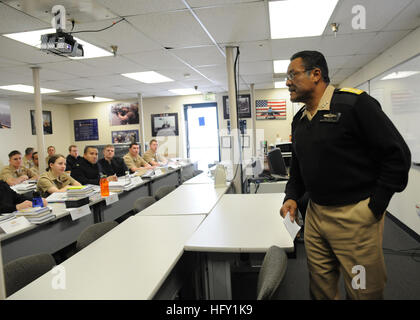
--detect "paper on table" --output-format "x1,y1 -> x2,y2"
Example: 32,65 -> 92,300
283,212 -> 301,240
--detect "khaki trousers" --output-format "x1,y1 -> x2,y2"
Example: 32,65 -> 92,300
304,197 -> 386,300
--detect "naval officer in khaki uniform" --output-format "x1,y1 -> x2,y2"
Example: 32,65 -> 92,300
143,139 -> 168,167
123,142 -> 153,173
37,154 -> 81,197
0,150 -> 39,186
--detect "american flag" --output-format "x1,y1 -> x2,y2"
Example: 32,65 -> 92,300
256,99 -> 286,120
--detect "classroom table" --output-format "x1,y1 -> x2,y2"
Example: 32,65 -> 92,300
8,215 -> 205,300
99,180 -> 149,222
138,183 -> 231,216
0,202 -> 99,264
182,172 -> 214,184
184,193 -> 294,299
148,168 -> 180,196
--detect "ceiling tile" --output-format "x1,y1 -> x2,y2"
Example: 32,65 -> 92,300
0,3 -> 49,34
126,10 -> 212,48
329,0 -> 412,34
95,0 -> 186,16
195,2 -> 269,43
171,46 -> 225,67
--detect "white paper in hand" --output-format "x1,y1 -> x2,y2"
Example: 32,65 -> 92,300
283,212 -> 301,240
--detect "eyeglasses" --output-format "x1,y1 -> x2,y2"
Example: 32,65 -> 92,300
286,68 -> 315,81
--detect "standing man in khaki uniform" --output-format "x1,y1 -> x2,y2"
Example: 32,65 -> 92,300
45,145 -> 56,165
280,51 -> 411,300
123,142 -> 153,173
143,139 -> 168,167
0,150 -> 39,186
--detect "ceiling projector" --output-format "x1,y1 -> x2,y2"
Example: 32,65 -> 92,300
40,31 -> 84,57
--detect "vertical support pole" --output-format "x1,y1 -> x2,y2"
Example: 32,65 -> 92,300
32,66 -> 46,173
250,83 -> 256,157
225,46 -> 241,193
138,93 -> 146,154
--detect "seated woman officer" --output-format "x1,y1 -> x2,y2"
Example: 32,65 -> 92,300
37,154 -> 81,197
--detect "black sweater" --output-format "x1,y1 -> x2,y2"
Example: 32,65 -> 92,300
0,181 -> 31,213
285,89 -> 411,218
70,158 -> 101,185
98,157 -> 128,177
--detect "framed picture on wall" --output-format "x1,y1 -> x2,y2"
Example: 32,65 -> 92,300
74,119 -> 99,141
0,103 -> 11,129
223,94 -> 251,119
109,102 -> 139,126
30,110 -> 52,135
151,113 -> 179,137
111,129 -> 139,144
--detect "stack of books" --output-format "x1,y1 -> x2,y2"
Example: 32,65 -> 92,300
108,179 -> 131,193
67,185 -> 96,198
0,213 -> 16,224
14,207 -> 55,224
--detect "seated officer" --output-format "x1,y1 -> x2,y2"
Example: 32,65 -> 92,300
0,180 -> 47,213
0,150 -> 39,186
98,144 -> 128,177
37,154 -> 81,197
31,152 -> 40,175
23,147 -> 34,169
123,142 -> 152,173
143,139 -> 168,167
45,145 -> 56,165
66,145 -> 82,172
71,146 -> 117,185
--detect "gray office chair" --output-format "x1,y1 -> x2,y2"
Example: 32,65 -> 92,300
256,246 -> 288,300
193,169 -> 203,177
76,221 -> 119,252
154,185 -> 176,201
4,253 -> 56,297
134,196 -> 156,213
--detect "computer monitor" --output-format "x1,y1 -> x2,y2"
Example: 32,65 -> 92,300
267,148 -> 288,178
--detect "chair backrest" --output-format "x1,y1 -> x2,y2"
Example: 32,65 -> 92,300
134,196 -> 156,213
4,253 -> 56,297
76,221 -> 118,252
154,185 -> 176,201
257,246 -> 288,300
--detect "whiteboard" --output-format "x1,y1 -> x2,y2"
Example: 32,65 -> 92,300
370,75 -> 420,164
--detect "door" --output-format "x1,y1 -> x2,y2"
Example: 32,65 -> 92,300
184,102 -> 220,171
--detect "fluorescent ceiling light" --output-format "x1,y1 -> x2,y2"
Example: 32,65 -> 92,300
0,84 -> 59,94
269,0 -> 339,39
380,71 -> 420,80
121,71 -> 174,83
74,96 -> 114,102
274,81 -> 287,89
3,28 -> 112,59
273,60 -> 290,73
169,88 -> 201,95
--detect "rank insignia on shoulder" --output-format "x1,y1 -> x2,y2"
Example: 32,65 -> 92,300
320,112 -> 341,123
339,87 -> 364,95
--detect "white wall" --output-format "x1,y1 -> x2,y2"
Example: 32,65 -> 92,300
340,26 -> 420,236
68,89 -> 295,158
0,98 -> 71,167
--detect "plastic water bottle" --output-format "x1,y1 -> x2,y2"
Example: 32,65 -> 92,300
100,174 -> 109,197
32,191 -> 43,207
125,170 -> 131,184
